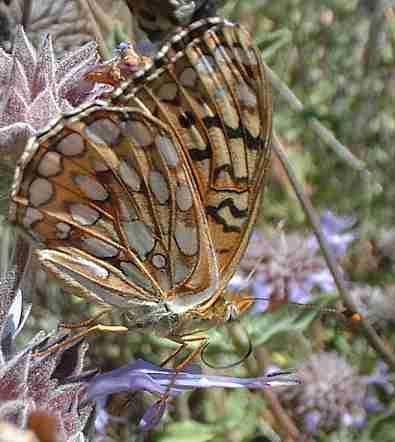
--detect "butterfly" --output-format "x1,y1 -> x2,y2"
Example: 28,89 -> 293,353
9,17 -> 272,364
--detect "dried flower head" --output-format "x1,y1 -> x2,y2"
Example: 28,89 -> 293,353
0,228 -> 94,442
0,337 -> 94,442
281,352 -> 367,435
350,284 -> 395,329
0,26 -> 107,164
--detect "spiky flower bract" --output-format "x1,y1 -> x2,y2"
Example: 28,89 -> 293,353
0,227 -> 94,442
0,26 -> 108,164
280,352 -> 368,435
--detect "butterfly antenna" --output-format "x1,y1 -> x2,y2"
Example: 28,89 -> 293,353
200,324 -> 253,369
242,249 -> 270,289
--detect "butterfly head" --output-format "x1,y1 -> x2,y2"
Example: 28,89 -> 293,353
175,292 -> 254,334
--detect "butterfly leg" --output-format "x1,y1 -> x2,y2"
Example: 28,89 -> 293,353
152,336 -> 209,424
59,309 -> 112,330
176,337 -> 209,370
160,344 -> 187,368
160,335 -> 209,369
33,323 -> 128,357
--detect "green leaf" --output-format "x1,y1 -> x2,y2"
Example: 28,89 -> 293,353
245,305 -> 319,347
157,421 -> 216,442
364,409 -> 395,442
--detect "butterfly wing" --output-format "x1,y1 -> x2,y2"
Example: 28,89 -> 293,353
125,0 -> 204,42
113,18 -> 272,299
10,17 -> 271,318
10,106 -> 220,312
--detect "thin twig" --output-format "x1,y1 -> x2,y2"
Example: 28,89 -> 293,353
175,393 -> 191,421
76,0 -> 110,59
263,61 -> 368,174
21,0 -> 33,31
272,133 -> 395,370
228,325 -> 301,441
254,346 -> 302,442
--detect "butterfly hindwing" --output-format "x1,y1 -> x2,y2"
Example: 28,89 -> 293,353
10,106 -> 220,308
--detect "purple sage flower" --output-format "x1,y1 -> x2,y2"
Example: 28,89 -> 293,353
280,352 -> 368,435
362,361 -> 395,413
308,210 -> 356,258
86,359 -> 299,434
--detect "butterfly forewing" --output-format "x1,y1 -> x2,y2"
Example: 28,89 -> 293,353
113,19 -> 272,297
11,106 -> 220,309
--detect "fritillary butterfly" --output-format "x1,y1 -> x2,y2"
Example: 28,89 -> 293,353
9,18 -> 272,361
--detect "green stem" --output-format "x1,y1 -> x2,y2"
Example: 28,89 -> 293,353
228,325 -> 301,441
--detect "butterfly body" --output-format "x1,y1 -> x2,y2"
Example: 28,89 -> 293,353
10,18 -> 271,347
